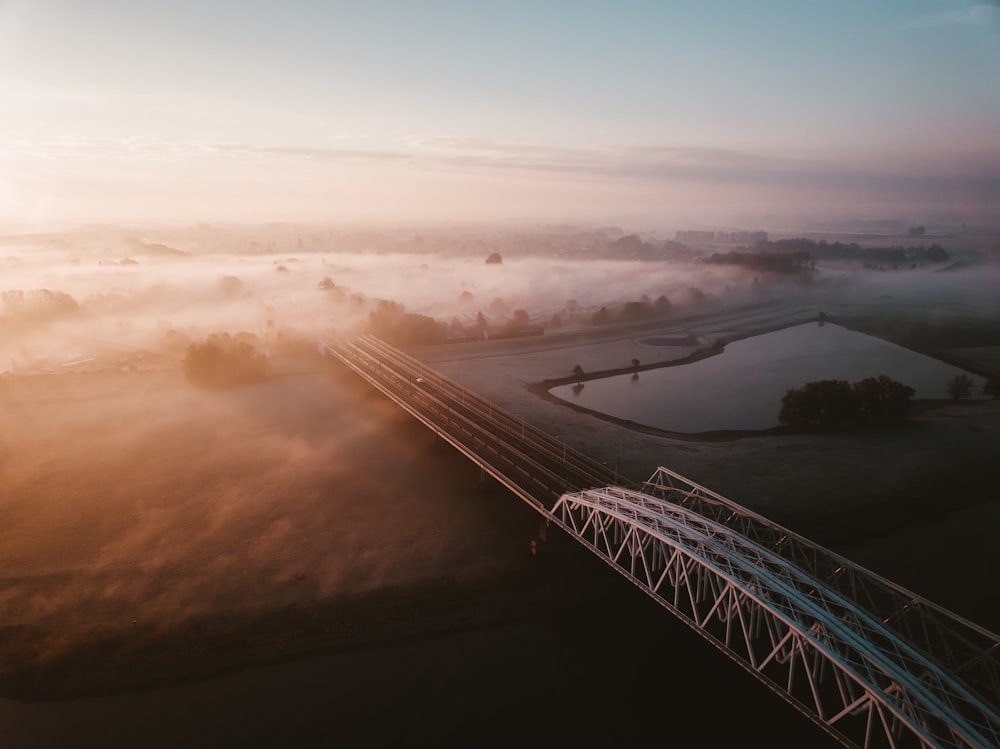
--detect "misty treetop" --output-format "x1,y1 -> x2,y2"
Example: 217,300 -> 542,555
706,250 -> 814,274
366,299 -> 447,345
706,238 -> 949,275
1,289 -> 79,323
183,332 -> 269,388
754,238 -> 948,265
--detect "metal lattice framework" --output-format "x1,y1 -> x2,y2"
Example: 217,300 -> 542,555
553,468 -> 1000,749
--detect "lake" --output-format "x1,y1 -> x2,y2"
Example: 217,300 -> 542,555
550,322 -> 987,433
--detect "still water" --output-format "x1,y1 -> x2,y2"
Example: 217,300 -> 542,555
551,322 -> 986,433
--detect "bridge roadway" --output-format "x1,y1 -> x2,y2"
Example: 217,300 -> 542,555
322,334 -> 620,509
321,333 -> 1000,749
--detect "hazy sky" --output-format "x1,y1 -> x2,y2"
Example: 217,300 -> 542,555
1,1 -> 998,228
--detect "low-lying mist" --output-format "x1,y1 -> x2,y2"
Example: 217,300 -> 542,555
1,221 -> 997,683
1,228 -> 775,373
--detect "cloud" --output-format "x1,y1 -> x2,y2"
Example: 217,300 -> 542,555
898,3 -> 1000,29
411,137 -> 810,183
7,133 -> 996,196
4,131 -> 998,224
210,143 -> 412,163
407,138 -> 942,195
0,135 -> 194,163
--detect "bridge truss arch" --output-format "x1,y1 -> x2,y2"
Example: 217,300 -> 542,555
552,469 -> 1000,749
323,334 -> 1000,748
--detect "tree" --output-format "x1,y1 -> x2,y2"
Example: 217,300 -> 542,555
853,375 -> 915,421
779,379 -> 858,429
780,375 -> 915,430
618,300 -> 650,321
590,306 -> 611,325
631,358 -> 640,370
947,373 -> 974,401
367,299 -> 446,345
572,364 -> 584,379
183,333 -> 268,387
218,275 -> 244,295
984,377 -> 1000,400
485,252 -> 503,265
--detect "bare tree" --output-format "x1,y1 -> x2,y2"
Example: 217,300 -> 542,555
946,373 -> 974,401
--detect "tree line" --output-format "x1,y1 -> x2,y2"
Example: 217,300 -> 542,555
779,375 -> 915,429
780,372 -> 998,430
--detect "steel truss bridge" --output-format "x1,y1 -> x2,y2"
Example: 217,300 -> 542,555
321,334 -> 1000,749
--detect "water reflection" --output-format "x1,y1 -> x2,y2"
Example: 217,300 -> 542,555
550,322 -> 987,433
